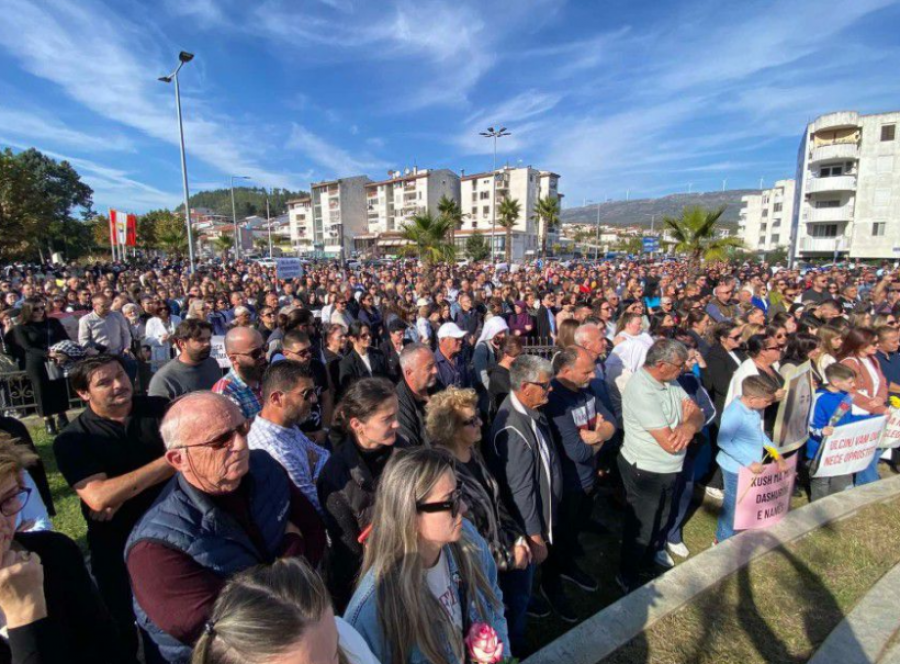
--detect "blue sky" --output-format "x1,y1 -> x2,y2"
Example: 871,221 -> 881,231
1,0 -> 899,213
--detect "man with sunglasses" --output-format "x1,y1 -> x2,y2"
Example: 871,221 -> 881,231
277,329 -> 332,444
248,361 -> 329,514
148,319 -> 221,400
213,327 -> 268,420
126,392 -> 326,663
705,281 -> 737,322
53,355 -> 173,660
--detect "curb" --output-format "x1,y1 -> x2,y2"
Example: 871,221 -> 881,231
808,561 -> 900,664
523,475 -> 900,664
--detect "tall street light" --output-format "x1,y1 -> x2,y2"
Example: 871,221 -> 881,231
158,51 -> 196,273
231,175 -> 250,260
480,126 -> 511,263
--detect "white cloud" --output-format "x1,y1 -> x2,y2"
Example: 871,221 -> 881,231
0,107 -> 134,152
287,124 -> 389,176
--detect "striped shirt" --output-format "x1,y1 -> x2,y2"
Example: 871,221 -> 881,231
212,369 -> 262,420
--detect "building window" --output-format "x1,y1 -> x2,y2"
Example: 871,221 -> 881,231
820,165 -> 843,177
773,220 -> 781,228
480,191 -> 490,200
762,209 -> 768,217
774,203 -> 783,212
815,200 -> 841,208
873,222 -> 886,236
771,235 -> 780,244
811,224 -> 838,238
471,207 -> 477,216
483,206 -> 490,216
882,125 -> 896,142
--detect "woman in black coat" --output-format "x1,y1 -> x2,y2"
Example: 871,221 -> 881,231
702,321 -> 746,424
337,321 -> 387,397
10,299 -> 70,434
316,378 -> 408,610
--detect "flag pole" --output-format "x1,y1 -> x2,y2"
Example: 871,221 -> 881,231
109,209 -> 117,262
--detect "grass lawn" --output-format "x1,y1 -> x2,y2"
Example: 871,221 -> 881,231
602,495 -> 900,664
30,423 -> 87,551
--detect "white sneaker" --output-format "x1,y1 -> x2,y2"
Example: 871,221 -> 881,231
705,486 -> 724,501
667,541 -> 690,559
654,549 -> 675,569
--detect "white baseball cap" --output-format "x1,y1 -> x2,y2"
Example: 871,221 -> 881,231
437,322 -> 467,339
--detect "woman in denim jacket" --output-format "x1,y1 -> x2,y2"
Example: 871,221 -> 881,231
344,448 -> 509,664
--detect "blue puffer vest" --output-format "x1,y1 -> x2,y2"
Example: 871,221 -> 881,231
126,450 -> 290,664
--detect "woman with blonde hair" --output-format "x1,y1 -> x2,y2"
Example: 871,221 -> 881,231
191,558 -> 378,664
425,388 -> 530,653
345,447 -> 508,664
816,324 -> 844,379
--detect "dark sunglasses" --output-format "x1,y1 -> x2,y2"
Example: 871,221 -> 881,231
236,347 -> 266,360
527,380 -> 552,391
416,488 -> 462,519
0,486 -> 31,517
173,420 -> 251,452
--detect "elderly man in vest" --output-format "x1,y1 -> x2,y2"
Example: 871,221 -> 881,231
126,392 -> 326,664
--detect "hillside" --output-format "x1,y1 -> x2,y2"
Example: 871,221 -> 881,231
561,189 -> 758,228
176,186 -> 309,219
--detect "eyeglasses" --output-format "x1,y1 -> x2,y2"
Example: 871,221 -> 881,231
172,420 -> 251,452
461,415 -> 481,428
0,486 -> 31,517
416,488 -> 462,519
526,380 -> 552,391
287,347 -> 313,358
235,347 -> 266,360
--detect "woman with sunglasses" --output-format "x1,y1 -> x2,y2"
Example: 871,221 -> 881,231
425,388 -> 530,652
0,434 -> 131,662
345,447 -> 508,664
337,322 -> 388,398
702,322 -> 746,429
10,298 -> 71,435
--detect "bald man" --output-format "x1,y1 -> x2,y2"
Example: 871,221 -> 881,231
212,326 -> 268,419
126,392 -> 326,663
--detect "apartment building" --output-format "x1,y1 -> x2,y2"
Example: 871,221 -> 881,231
792,110 -> 900,260
738,180 -> 796,253
310,176 -> 371,259
459,166 -> 562,260
365,168 -> 460,233
287,197 -> 313,255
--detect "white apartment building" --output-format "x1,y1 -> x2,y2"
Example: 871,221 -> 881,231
459,167 -> 562,260
792,110 -> 900,260
287,197 -> 313,254
310,176 -> 371,259
738,180 -> 796,253
365,168 -> 460,234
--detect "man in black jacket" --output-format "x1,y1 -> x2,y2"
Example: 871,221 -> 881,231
485,354 -> 562,636
396,344 -> 437,447
533,292 -> 558,345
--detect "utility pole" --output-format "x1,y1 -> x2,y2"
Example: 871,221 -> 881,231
480,127 -> 511,263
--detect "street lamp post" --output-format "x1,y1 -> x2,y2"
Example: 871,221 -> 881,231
265,192 -> 272,258
231,175 -> 250,261
158,51 -> 196,274
479,126 -> 511,263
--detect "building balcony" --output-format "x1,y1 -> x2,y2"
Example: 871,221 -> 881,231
798,236 -> 848,253
804,206 -> 853,223
810,143 -> 859,164
807,175 -> 856,194
811,112 -> 859,134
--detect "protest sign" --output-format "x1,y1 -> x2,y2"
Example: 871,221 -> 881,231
275,258 -> 303,280
811,415 -> 886,478
210,335 -> 231,369
773,361 -> 814,454
734,454 -> 797,531
878,406 -> 900,449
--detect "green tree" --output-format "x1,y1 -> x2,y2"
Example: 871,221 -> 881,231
177,187 -> 308,219
533,196 -> 560,258
212,235 -> 233,261
399,211 -> 455,266
466,232 -> 491,261
156,211 -> 188,256
0,148 -> 93,261
496,197 -> 521,263
437,195 -> 463,247
662,205 -> 744,263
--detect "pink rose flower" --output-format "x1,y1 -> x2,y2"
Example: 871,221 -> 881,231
465,622 -> 504,664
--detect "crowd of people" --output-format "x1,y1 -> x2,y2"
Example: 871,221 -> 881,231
0,254 -> 898,663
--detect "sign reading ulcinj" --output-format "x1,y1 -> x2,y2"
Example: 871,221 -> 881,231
812,415 -> 886,478
735,454 -> 797,531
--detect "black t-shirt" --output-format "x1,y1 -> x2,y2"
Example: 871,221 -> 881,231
53,396 -> 169,551
300,359 -> 328,435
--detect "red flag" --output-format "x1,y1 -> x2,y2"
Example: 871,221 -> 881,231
109,209 -> 117,246
126,214 -> 137,246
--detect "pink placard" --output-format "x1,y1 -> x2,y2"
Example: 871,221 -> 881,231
734,454 -> 798,531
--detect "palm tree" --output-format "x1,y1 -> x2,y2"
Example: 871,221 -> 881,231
399,211 -> 456,266
533,196 -> 561,259
496,197 -> 521,264
662,205 -> 744,263
212,235 -> 233,261
437,195 -> 463,248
